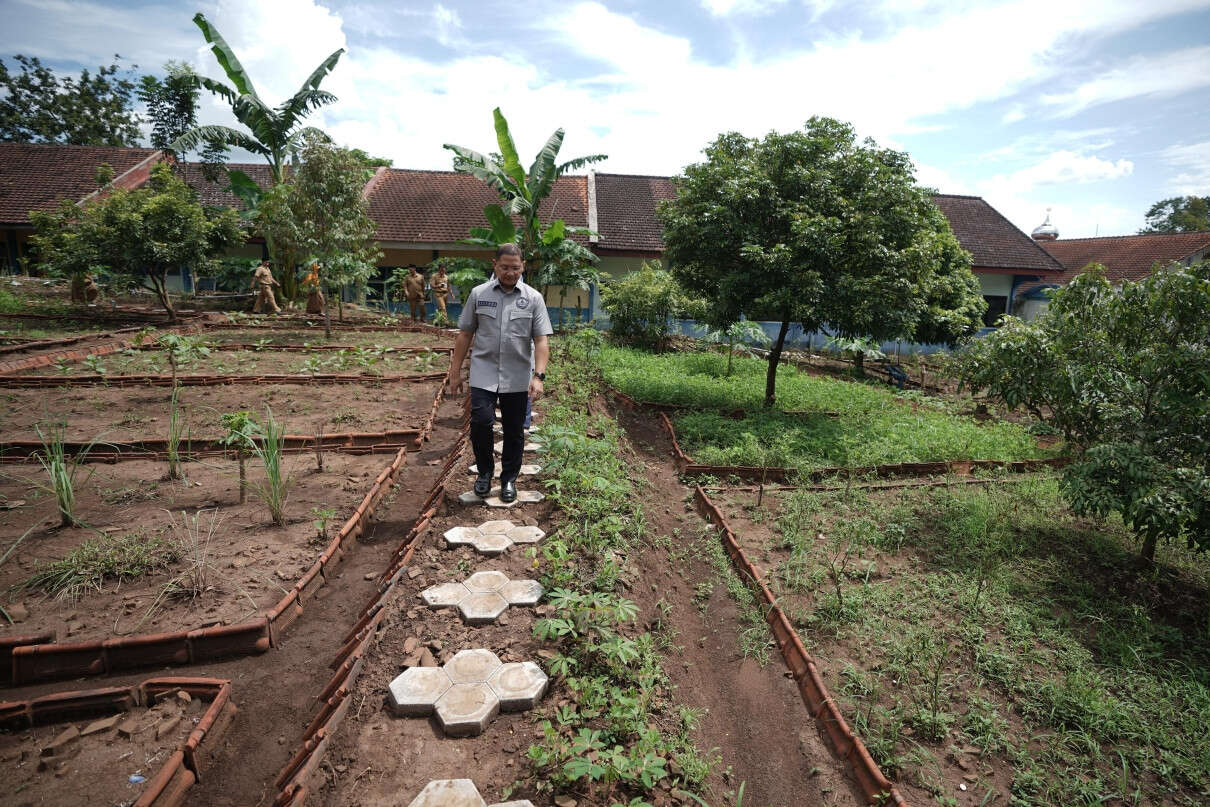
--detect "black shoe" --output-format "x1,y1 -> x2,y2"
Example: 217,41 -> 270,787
474,474 -> 492,497
500,479 -> 517,503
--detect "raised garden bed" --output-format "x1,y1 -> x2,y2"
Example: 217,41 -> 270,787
0,676 -> 235,807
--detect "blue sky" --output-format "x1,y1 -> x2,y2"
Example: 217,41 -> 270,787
7,0 -> 1210,237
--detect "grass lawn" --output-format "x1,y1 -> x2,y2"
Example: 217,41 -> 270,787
600,346 -> 1043,469
713,477 -> 1210,805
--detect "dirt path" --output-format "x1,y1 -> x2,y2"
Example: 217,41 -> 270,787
618,406 -> 863,807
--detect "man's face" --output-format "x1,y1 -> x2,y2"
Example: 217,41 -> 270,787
493,254 -> 524,289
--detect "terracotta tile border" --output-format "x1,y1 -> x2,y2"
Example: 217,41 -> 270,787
691,484 -> 909,806
0,325 -> 145,358
0,429 -> 423,464
0,675 -> 236,807
0,324 -> 205,376
2,369 -> 454,687
271,403 -> 470,807
0,370 -> 448,388
130,343 -> 454,354
208,320 -> 455,335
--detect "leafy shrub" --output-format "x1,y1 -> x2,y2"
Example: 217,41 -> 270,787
599,262 -> 703,349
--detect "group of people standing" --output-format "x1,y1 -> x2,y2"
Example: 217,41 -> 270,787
250,260 -> 326,315
400,263 -> 450,323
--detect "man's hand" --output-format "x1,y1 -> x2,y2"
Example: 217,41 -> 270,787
528,375 -> 544,400
449,375 -> 466,397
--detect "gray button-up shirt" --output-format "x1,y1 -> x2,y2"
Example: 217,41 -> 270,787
457,278 -> 553,393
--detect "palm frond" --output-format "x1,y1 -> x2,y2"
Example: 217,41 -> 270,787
526,128 -> 565,202
172,125 -> 268,158
296,49 -> 345,93
194,75 -> 238,105
556,154 -> 608,175
277,89 -> 338,128
192,13 -> 261,101
492,108 -> 529,200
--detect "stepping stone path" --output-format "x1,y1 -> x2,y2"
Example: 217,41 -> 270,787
443,520 -> 545,555
468,463 -> 541,476
493,440 -> 543,454
406,779 -> 534,807
388,649 -> 548,736
421,571 -> 543,625
492,423 -> 539,434
457,488 -> 544,507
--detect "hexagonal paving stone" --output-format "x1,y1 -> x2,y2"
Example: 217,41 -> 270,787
493,441 -> 543,454
505,525 -> 545,544
468,463 -> 541,476
500,579 -> 543,606
464,570 -> 509,592
489,801 -> 536,807
388,667 -> 452,716
479,520 -> 514,534
444,648 -> 503,683
457,591 -> 509,625
488,662 -> 549,712
443,526 -> 483,547
421,582 -> 470,607
435,682 -> 500,737
458,489 -> 544,507
406,779 -> 487,807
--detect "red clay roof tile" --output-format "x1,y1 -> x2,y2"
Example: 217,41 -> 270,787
0,143 -> 159,224
1041,231 -> 1210,282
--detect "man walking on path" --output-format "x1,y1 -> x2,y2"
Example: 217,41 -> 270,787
252,260 -> 282,314
403,265 -> 427,322
448,244 -> 551,503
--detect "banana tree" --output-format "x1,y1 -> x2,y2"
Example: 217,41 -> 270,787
443,108 -> 605,305
172,12 -> 344,300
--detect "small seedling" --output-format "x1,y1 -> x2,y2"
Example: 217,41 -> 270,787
220,411 -> 261,504
311,506 -> 338,544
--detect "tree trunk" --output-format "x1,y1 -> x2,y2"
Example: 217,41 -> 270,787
765,316 -> 790,408
323,288 -> 333,340
558,288 -> 566,329
1141,533 -> 1157,563
853,351 -> 865,374
150,271 -> 176,322
238,452 -> 247,504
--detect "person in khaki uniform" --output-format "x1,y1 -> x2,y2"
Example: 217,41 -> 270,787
82,274 -> 100,304
252,260 -> 282,314
403,265 -> 427,322
430,265 -> 450,318
302,263 -> 325,314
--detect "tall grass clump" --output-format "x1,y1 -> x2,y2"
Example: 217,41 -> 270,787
166,387 -> 190,480
249,408 -> 294,525
23,530 -> 180,600
32,423 -> 99,527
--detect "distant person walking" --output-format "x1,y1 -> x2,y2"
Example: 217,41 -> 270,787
303,263 -> 325,314
448,244 -> 551,503
403,265 -> 427,322
252,260 -> 281,314
430,264 -> 450,320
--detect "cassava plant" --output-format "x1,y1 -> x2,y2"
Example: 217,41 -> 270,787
219,411 -> 261,504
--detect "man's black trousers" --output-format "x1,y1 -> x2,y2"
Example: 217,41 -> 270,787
470,386 -> 527,483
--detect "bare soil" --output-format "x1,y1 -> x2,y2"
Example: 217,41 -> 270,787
207,329 -> 450,349
1,691 -> 204,806
0,379 -> 440,443
0,450 -> 402,644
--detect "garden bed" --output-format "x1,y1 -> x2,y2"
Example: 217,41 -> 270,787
204,328 -> 451,350
0,676 -> 234,807
699,480 -> 1210,805
0,452 -> 399,650
0,378 -> 441,444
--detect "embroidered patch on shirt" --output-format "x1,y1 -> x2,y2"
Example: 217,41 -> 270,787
477,300 -> 498,308
515,297 -> 530,309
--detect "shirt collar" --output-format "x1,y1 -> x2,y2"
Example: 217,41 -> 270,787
490,277 -> 527,294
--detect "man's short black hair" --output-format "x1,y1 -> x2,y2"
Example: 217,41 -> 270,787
494,243 -> 522,259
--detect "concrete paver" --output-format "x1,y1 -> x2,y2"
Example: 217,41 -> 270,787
388,667 -> 452,716
457,489 -> 544,507
406,779 -> 487,807
420,573 -> 543,624
487,662 -> 549,712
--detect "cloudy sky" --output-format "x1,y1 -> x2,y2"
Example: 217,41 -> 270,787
7,0 -> 1210,237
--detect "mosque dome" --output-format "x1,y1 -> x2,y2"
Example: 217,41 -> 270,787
1032,209 -> 1059,241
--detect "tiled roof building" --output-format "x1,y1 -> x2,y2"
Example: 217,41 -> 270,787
0,143 -> 158,225
1040,231 -> 1210,282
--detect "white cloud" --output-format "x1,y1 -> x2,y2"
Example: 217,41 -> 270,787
432,4 -> 463,47
1041,46 -> 1210,116
1159,141 -> 1210,195
980,151 -> 1134,197
699,0 -> 793,15
1001,104 -> 1025,124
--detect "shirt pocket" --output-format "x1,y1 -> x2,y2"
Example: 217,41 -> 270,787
508,309 -> 533,337
476,305 -> 499,326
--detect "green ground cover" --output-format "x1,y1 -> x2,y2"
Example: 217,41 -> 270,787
747,477 -> 1210,805
601,347 -> 1042,469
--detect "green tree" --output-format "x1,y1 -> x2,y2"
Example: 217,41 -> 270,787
172,12 -> 344,298
1140,196 -> 1210,234
138,61 -> 228,182
0,54 -> 141,146
287,134 -> 382,336
444,107 -> 605,305
659,118 -> 985,406
29,162 -> 243,320
961,263 -> 1210,561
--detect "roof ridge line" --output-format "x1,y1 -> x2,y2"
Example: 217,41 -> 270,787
1054,230 -> 1210,242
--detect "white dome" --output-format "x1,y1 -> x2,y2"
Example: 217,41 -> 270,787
1032,209 -> 1058,241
